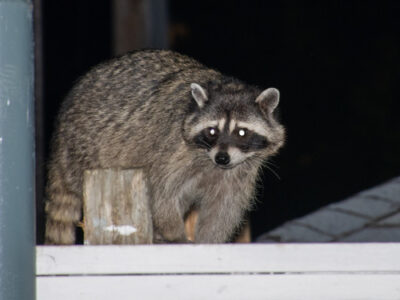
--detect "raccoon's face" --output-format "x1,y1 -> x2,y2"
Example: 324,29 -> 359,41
182,82 -> 285,169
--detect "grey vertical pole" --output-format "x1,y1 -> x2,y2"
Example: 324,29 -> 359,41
0,0 -> 35,300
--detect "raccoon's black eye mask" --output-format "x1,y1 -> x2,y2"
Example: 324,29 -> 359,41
194,127 -> 219,150
235,132 -> 270,152
193,125 -> 269,153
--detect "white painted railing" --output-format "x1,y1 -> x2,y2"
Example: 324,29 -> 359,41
36,243 -> 400,300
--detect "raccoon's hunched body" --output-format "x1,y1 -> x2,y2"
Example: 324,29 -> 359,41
45,49 -> 285,244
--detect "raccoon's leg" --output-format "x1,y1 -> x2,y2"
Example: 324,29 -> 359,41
195,190 -> 248,243
152,206 -> 189,243
151,193 -> 189,243
45,167 -> 81,245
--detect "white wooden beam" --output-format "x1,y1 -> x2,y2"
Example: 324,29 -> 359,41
36,244 -> 400,300
37,243 -> 400,275
37,274 -> 400,300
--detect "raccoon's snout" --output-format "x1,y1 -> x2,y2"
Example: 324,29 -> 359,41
215,152 -> 230,166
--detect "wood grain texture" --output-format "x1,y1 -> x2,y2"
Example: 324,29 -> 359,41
83,169 -> 153,244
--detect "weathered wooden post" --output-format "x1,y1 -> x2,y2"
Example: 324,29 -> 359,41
83,169 -> 153,244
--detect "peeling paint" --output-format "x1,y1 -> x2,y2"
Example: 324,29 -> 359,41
104,225 -> 137,236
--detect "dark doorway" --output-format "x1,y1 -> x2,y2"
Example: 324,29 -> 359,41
37,0 -> 400,242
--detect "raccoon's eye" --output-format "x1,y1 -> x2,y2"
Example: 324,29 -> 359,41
209,127 -> 218,136
237,128 -> 247,137
205,127 -> 219,138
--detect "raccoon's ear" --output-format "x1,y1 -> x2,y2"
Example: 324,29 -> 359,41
191,83 -> 208,108
255,88 -> 280,115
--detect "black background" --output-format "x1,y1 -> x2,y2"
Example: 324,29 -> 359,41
40,0 -> 400,241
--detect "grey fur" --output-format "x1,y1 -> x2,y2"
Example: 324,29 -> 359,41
45,50 -> 285,244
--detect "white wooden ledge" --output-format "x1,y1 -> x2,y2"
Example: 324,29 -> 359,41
37,243 -> 400,300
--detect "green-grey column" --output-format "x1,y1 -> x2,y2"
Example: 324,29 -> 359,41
0,0 -> 35,300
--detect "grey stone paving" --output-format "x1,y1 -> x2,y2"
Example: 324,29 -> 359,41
378,212 -> 400,226
257,176 -> 400,243
293,209 -> 367,236
257,223 -> 333,243
328,196 -> 397,219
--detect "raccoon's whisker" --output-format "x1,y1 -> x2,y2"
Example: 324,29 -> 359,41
264,163 -> 281,180
247,159 -> 262,167
265,160 -> 279,169
244,157 -> 265,171
203,140 -> 212,147
248,157 -> 281,180
198,141 -> 211,149
265,159 -> 279,168
192,138 -> 211,149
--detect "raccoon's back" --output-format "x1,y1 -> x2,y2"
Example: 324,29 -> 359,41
61,50 -> 210,112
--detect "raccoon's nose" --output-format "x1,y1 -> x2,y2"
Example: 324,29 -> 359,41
215,152 -> 230,166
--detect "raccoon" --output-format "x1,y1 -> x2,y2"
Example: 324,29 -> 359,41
45,49 -> 285,244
